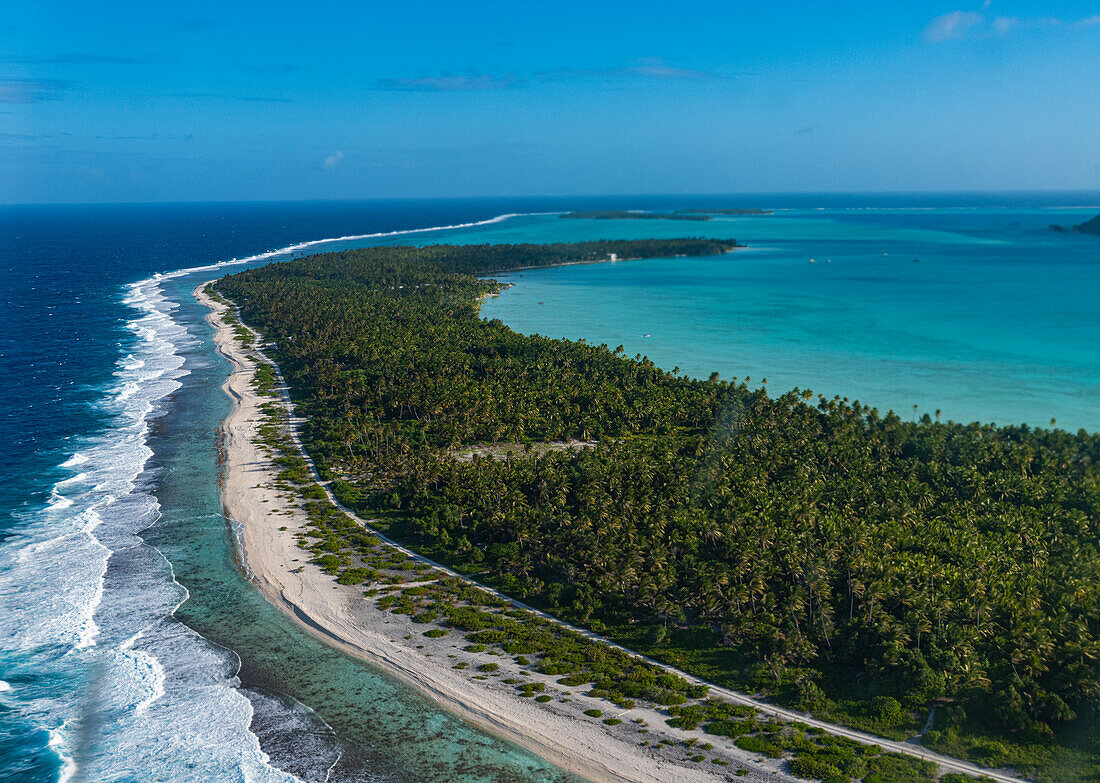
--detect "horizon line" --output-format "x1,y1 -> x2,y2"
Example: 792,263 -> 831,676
4,187 -> 1100,208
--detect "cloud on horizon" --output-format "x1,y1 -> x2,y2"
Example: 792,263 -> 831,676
323,150 -> 345,170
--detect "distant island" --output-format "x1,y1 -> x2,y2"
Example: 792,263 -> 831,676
560,210 -> 711,221
560,208 -> 774,221
1074,213 -> 1100,235
1049,213 -> 1100,235
674,208 -> 774,216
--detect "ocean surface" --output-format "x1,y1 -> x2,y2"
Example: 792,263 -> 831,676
0,194 -> 1097,781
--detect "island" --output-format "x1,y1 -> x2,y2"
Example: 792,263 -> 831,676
1048,213 -> 1100,235
205,238 -> 1094,783
560,210 -> 712,221
559,209 -> 775,221
1074,213 -> 1100,235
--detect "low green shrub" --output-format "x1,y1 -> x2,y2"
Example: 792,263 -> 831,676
734,735 -> 783,758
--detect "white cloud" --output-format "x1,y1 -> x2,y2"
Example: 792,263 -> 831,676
372,73 -> 522,92
926,7 -> 1100,41
925,11 -> 985,41
991,16 -> 1019,36
623,58 -> 716,80
323,150 -> 344,170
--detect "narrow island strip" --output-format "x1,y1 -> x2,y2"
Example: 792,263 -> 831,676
195,238 -> 1032,783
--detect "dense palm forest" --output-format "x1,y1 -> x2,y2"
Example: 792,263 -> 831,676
218,239 -> 1100,779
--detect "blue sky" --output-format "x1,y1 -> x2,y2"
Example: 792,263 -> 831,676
2,1 -> 1099,202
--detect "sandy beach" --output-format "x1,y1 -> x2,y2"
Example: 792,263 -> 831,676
197,281 -> 793,783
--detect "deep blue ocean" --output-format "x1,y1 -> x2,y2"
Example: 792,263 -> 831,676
1,194 -> 1097,782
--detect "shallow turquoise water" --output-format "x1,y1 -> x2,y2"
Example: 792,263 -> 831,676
141,267 -> 583,782
480,209 -> 1100,432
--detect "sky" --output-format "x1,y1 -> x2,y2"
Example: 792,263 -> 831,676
2,0 -> 1099,203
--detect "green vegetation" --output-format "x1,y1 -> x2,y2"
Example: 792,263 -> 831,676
203,282 -> 229,305
560,210 -> 710,221
252,362 -> 278,396
218,238 -> 1100,781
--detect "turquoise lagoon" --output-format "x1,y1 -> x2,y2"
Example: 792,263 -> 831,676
480,209 -> 1100,432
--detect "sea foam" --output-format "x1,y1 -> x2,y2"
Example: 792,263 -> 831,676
0,273 -> 298,782
0,211 -> 534,782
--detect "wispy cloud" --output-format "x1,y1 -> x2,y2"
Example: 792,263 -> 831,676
925,6 -> 1100,41
322,150 -> 344,170
538,58 -> 722,83
6,53 -> 155,65
372,59 -> 723,92
93,133 -> 191,141
990,16 -> 1019,36
162,91 -> 296,103
0,78 -> 76,103
620,58 -> 719,80
372,72 -> 523,92
925,11 -> 987,41
0,131 -> 190,147
0,131 -> 72,142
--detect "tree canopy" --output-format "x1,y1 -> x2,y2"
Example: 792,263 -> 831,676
218,238 -> 1100,776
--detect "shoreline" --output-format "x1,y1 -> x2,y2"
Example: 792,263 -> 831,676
489,244 -> 742,276
196,281 -> 784,783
